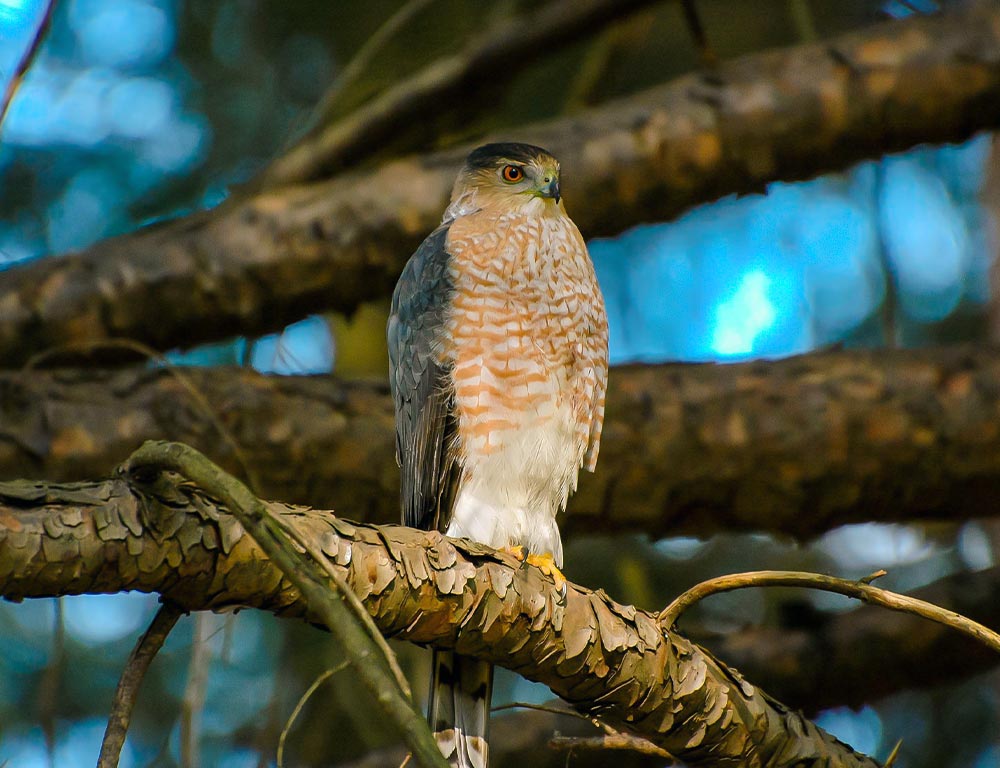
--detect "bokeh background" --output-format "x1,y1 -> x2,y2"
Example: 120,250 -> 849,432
1,0 -> 998,766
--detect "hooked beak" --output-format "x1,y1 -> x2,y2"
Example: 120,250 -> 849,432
538,175 -> 560,203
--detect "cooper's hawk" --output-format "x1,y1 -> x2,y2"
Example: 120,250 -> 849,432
388,142 -> 609,768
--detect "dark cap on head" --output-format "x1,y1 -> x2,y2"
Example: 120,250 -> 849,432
464,142 -> 556,170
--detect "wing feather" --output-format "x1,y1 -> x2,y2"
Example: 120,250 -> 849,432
388,224 -> 461,531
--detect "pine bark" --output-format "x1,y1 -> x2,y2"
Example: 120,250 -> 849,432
0,470 -> 879,768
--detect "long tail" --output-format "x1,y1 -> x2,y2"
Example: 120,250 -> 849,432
428,650 -> 493,768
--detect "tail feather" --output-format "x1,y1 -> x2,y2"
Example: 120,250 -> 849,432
429,650 -> 493,768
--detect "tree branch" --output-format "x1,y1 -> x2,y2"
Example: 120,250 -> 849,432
98,603 -> 183,768
700,564 -> 1000,713
659,569 -> 1000,653
124,441 -> 445,768
548,730 -> 675,760
2,3 -> 1000,362
278,663 -> 349,768
0,464 -> 880,767
258,0 -> 665,186
346,558 -> 1000,764
5,344 -> 1000,538
495,701 -> 674,760
0,0 -> 57,130
340,705 -> 669,768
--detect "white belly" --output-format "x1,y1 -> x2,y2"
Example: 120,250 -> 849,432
445,402 -> 579,567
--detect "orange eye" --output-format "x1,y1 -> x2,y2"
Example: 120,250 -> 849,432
501,165 -> 523,183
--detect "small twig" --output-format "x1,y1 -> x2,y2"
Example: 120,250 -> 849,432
306,0 -> 437,130
490,701 -> 591,723
180,612 -> 214,768
124,441 -> 448,768
495,702 -> 674,760
38,598 -> 64,768
267,511 -> 411,697
98,603 -> 184,768
24,338 -> 261,494
221,614 -> 235,664
859,569 -> 888,585
872,163 -> 901,348
563,12 -> 652,111
277,662 -> 349,768
659,569 -> 1000,654
0,0 -> 58,132
787,0 -> 818,42
893,0 -> 923,14
680,0 -> 717,68
883,739 -> 903,767
549,731 -> 674,759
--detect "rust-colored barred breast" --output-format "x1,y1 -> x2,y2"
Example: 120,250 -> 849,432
443,206 -> 608,473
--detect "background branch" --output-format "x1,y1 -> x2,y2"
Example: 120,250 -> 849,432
2,4 -> 1000,362
180,612 -> 212,768
548,730 -> 675,759
258,0 -> 665,186
699,564 -> 1000,713
278,663 -> 349,768
5,345 -> 1000,538
98,603 -> 183,768
340,704 -> 672,767
659,569 -> 1000,653
0,0 -> 57,130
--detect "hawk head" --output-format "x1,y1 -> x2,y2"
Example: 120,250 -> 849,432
448,142 -> 562,218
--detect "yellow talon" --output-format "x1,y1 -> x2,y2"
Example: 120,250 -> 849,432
499,544 -> 526,561
525,552 -> 567,592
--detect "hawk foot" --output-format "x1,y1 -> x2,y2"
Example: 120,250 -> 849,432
499,544 -> 526,561
525,552 -> 566,592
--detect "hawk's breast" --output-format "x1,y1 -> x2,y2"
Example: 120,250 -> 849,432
441,207 -> 608,545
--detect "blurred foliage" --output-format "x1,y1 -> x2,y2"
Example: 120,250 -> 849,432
1,0 -> 999,766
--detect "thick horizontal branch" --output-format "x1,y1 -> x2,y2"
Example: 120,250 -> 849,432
5,345 -> 1000,538
0,470 -> 879,767
2,4 -> 1000,362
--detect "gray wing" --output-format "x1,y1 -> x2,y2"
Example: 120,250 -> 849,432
387,223 -> 461,532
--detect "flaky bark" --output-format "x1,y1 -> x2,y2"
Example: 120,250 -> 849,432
0,471 -> 878,767
5,345 -> 1000,538
352,556 -> 1000,767
2,4 -> 1000,363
